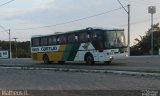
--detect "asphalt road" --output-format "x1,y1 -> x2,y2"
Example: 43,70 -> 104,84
0,57 -> 160,96
0,56 -> 160,72
0,68 -> 159,90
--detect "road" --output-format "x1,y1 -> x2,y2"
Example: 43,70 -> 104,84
0,56 -> 160,72
0,56 -> 160,96
0,68 -> 159,90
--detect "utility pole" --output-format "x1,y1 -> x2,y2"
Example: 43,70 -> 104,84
13,37 -> 18,58
0,26 -> 12,59
117,0 -> 130,56
148,6 -> 156,55
9,29 -> 12,59
128,4 -> 130,56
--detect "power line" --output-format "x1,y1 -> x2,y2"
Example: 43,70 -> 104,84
12,15 -> 160,32
12,6 -> 125,31
117,0 -> 128,13
9,12 -> 160,32
134,0 -> 160,4
0,25 -> 8,34
119,16 -> 160,27
0,0 -> 15,33
123,0 -> 160,5
0,0 -> 15,7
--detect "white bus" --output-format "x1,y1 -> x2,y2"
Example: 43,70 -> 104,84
31,27 -> 127,64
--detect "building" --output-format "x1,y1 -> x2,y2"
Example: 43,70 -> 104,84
0,46 -> 9,58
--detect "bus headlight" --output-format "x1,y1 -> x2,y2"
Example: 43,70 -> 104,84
125,54 -> 128,57
109,56 -> 113,60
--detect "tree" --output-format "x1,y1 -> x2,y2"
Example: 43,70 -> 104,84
0,41 -> 31,58
131,23 -> 160,55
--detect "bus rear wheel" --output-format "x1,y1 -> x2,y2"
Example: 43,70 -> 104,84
43,55 -> 50,64
58,61 -> 65,64
85,54 -> 94,65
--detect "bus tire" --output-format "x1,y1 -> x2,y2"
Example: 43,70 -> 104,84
105,61 -> 111,64
58,61 -> 65,64
85,53 -> 94,65
43,54 -> 50,64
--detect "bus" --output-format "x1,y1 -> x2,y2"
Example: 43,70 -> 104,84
31,27 -> 127,64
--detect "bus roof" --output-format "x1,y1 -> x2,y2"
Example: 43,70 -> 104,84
31,32 -> 63,38
31,27 -> 124,38
86,27 -> 124,30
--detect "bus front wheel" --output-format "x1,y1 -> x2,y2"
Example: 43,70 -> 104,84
105,61 -> 111,64
85,54 -> 94,65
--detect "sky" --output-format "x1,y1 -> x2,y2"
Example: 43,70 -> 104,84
0,0 -> 160,46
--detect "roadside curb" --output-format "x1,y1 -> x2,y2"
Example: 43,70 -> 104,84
38,67 -> 160,77
0,66 -> 160,77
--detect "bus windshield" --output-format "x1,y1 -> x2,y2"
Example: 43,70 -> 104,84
104,30 -> 126,49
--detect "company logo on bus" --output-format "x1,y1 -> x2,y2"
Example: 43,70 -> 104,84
32,46 -> 58,52
82,43 -> 89,50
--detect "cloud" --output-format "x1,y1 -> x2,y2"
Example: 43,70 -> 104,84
32,0 -> 56,9
0,0 -> 56,16
5,0 -> 118,25
1,0 -> 126,33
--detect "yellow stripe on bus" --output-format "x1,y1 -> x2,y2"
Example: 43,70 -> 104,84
32,45 -> 67,61
51,45 -> 66,61
58,45 -> 66,51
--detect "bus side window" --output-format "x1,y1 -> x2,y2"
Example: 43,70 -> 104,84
48,37 -> 52,45
57,36 -> 60,44
78,32 -> 88,43
92,31 -> 104,51
75,35 -> 78,42
32,38 -> 40,47
41,37 -> 48,46
48,36 -> 56,45
68,33 -> 76,43
93,32 -> 97,38
87,32 -> 92,41
59,35 -> 67,44
92,32 -> 98,49
52,37 -> 57,45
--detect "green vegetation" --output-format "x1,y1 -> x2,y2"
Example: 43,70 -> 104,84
131,23 -> 160,56
0,41 -> 31,58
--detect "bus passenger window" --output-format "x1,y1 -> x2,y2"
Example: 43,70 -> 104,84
57,37 -> 60,44
32,38 -> 40,47
93,33 -> 97,38
68,34 -> 76,43
87,34 -> 90,38
92,31 -> 104,51
59,35 -> 67,44
79,32 -> 88,42
52,37 -> 57,45
92,33 -> 98,49
48,36 -> 56,45
87,33 -> 92,41
48,37 -> 52,45
75,35 -> 78,42
41,37 -> 47,46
